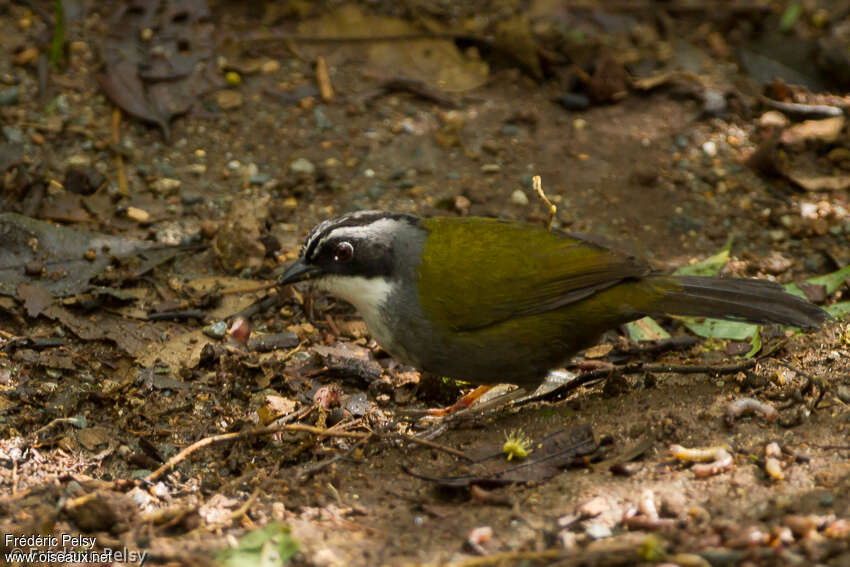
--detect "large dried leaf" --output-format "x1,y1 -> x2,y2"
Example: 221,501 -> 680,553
98,0 -> 216,139
43,304 -> 181,356
0,213 -> 159,297
404,424 -> 597,488
297,4 -> 488,93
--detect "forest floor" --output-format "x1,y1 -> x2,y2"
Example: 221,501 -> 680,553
1,1 -> 850,566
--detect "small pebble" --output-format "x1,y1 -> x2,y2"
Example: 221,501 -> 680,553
768,229 -> 788,242
186,163 -> 206,176
0,86 -> 19,106
261,59 -> 280,74
2,125 -> 23,144
500,124 -> 520,137
126,206 -> 150,222
216,89 -> 243,110
701,141 -> 717,157
55,95 -> 70,115
156,162 -> 176,177
289,157 -> 315,175
556,92 -> 590,111
203,321 -> 228,340
225,71 -> 241,86
511,189 -> 529,206
481,164 -> 501,174
819,492 -> 835,507
152,482 -> 170,499
180,192 -> 203,205
519,174 -> 534,189
804,253 -> 826,272
367,183 -> 384,200
150,178 -> 181,194
759,110 -> 789,129
702,90 -> 727,116
585,522 -> 612,540
314,106 -> 333,130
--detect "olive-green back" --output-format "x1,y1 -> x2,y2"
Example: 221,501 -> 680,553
418,217 -> 653,332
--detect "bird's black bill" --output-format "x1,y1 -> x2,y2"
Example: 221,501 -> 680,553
277,258 -> 321,286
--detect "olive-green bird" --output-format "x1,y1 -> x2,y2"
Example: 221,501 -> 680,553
278,211 -> 828,413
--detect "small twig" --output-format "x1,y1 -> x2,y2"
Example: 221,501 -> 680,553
111,108 -> 128,196
145,423 -> 370,482
315,56 -> 334,101
613,336 -> 698,356
228,292 -> 283,322
146,309 -> 207,321
33,416 -> 83,437
576,358 -> 756,384
228,485 -> 262,523
361,76 -> 458,107
324,314 -> 340,336
297,437 -> 369,480
218,281 -> 278,296
759,96 -> 844,119
390,432 -> 470,460
532,175 -> 557,231
537,358 -> 757,401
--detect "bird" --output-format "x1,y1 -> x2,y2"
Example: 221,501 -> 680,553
277,210 -> 828,414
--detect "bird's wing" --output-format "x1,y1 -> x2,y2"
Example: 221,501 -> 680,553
418,217 -> 651,331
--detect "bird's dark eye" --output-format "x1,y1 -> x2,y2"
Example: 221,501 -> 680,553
333,241 -> 353,262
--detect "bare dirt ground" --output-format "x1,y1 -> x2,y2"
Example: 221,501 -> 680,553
1,1 -> 850,566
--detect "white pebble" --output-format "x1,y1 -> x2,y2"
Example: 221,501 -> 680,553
511,189 -> 529,206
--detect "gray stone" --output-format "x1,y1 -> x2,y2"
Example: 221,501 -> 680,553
2,126 -> 23,144
0,86 -> 19,106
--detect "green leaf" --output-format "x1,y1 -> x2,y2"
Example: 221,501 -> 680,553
744,328 -> 762,358
825,301 -> 850,318
673,237 -> 732,277
676,317 -> 759,341
780,3 -> 802,33
784,264 -> 850,299
626,316 -> 671,341
218,523 -> 299,567
801,265 -> 850,294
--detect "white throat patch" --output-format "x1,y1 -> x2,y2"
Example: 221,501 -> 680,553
315,275 -> 396,347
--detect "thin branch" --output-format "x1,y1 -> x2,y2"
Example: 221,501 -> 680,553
145,423 -> 370,483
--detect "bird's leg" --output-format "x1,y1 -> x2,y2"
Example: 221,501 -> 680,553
426,385 -> 495,416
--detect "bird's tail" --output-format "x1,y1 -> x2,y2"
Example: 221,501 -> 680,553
647,275 -> 828,328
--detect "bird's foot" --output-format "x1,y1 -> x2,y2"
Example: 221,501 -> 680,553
400,385 -> 496,418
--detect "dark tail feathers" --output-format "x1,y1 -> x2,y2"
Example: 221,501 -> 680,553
649,275 -> 828,328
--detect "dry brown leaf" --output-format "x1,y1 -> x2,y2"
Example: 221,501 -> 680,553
297,4 -> 488,92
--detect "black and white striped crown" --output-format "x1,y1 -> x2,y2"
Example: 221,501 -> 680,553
300,210 -> 419,261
